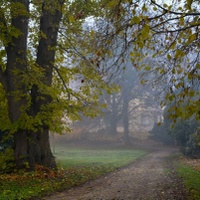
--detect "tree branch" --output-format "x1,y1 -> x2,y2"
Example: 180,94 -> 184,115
150,16 -> 184,30
53,66 -> 71,100
152,22 -> 199,34
151,0 -> 200,16
148,11 -> 168,21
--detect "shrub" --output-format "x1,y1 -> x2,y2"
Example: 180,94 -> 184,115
183,133 -> 200,158
0,130 -> 13,152
0,148 -> 15,173
149,122 -> 174,145
170,117 -> 200,157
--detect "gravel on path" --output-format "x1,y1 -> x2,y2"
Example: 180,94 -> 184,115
45,147 -> 188,200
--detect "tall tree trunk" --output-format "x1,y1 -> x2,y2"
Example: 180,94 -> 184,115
109,94 -> 118,135
4,0 -> 29,169
122,95 -> 130,144
28,0 -> 64,169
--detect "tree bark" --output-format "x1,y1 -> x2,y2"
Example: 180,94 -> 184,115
122,95 -> 130,144
28,0 -> 64,169
4,0 -> 29,169
108,94 -> 118,135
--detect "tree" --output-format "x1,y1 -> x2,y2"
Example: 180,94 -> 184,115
77,57 -> 160,143
0,0 -> 115,170
97,0 -> 199,121
0,0 -> 67,169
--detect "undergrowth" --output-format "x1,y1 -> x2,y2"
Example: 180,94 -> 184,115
0,164 -> 115,200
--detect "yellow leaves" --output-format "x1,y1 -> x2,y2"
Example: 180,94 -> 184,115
187,71 -> 194,80
141,24 -> 150,38
39,31 -> 47,39
196,63 -> 200,69
175,49 -> 185,59
130,51 -> 141,60
163,3 -> 168,8
142,4 -> 147,12
167,54 -> 172,60
159,69 -> 165,74
153,7 -> 157,11
187,33 -> 196,44
140,79 -> 148,85
179,17 -> 185,26
172,68 -> 176,74
131,16 -> 140,24
69,15 -> 75,23
171,41 -> 177,50
177,67 -> 183,74
186,0 -> 193,10
144,66 -> 151,71
90,30 -> 95,37
157,122 -> 162,126
107,0 -> 119,7
132,9 -> 136,15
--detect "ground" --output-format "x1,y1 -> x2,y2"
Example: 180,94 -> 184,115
45,147 -> 189,200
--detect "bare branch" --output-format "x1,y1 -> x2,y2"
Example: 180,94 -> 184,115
148,11 -> 168,21
150,16 -> 184,30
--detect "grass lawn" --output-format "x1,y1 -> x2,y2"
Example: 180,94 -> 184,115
177,164 -> 200,200
55,145 -> 146,168
0,144 -> 146,200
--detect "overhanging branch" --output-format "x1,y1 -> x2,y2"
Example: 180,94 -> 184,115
53,65 -> 71,100
151,0 -> 200,16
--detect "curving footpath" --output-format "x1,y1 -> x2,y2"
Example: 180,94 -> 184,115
45,147 -> 188,200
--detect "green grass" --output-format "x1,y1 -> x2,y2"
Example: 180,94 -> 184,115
0,145 -> 146,200
55,146 -> 146,168
177,164 -> 200,200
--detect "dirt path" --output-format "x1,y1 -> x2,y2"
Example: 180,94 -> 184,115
45,147 -> 188,200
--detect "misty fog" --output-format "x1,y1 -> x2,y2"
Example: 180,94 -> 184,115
50,56 -> 167,151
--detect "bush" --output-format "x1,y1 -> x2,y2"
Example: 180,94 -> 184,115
0,130 -> 13,152
149,122 -> 174,145
151,103 -> 200,157
183,133 -> 200,158
171,117 -> 200,157
0,148 -> 15,173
